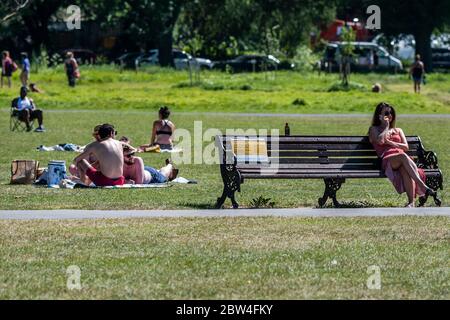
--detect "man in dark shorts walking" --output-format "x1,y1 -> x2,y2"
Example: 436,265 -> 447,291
410,54 -> 425,94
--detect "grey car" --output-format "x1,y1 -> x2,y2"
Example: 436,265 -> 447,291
323,42 -> 403,72
136,49 -> 213,70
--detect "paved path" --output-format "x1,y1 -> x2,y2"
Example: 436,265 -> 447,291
1,207 -> 449,220
3,109 -> 450,118
35,110 -> 450,119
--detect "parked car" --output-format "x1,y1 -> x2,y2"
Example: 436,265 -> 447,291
115,52 -> 144,68
61,49 -> 97,64
373,33 -> 450,65
432,47 -> 450,69
212,54 -> 293,73
322,42 -> 403,72
137,49 -> 213,70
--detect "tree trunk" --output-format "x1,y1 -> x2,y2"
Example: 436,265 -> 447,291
157,3 -> 182,68
414,30 -> 433,73
158,30 -> 174,67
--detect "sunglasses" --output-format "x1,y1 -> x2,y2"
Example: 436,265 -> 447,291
383,111 -> 392,116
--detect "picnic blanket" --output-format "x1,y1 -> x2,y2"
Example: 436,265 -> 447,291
42,177 -> 196,189
142,147 -> 183,153
37,143 -> 84,152
51,180 -> 173,189
161,148 -> 182,153
35,167 -> 197,187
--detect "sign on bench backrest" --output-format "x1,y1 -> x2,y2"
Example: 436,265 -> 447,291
230,137 -> 269,164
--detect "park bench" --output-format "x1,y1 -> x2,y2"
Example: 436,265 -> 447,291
215,135 -> 443,208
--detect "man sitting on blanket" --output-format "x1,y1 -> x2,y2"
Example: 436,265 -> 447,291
73,123 -> 125,186
122,144 -> 178,184
69,124 -> 101,178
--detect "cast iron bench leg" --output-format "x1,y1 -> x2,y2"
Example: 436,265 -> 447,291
215,187 -> 239,209
216,163 -> 241,209
215,188 -> 228,209
318,178 -> 345,208
418,173 -> 443,207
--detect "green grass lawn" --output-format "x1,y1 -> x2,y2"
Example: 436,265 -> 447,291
1,66 -> 450,114
0,67 -> 448,209
0,216 -> 448,299
0,112 -> 449,209
0,68 -> 449,300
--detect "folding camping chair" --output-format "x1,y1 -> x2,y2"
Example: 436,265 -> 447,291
10,106 -> 35,132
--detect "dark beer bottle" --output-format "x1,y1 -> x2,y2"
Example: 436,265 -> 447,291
285,123 -> 290,136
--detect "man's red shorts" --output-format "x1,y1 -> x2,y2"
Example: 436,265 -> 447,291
86,167 -> 125,187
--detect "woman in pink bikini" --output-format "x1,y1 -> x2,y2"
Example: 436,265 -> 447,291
369,102 -> 436,207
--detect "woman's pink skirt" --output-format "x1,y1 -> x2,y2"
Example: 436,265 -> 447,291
382,149 -> 426,197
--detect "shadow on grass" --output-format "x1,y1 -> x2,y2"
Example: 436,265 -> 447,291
317,200 -> 378,209
181,202 -> 217,210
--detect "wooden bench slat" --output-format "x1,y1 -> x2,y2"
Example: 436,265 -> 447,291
263,143 -> 421,151
268,150 -> 377,157
273,157 -> 380,164
222,135 -> 422,144
237,163 -> 379,169
241,170 -> 384,174
268,151 -> 421,158
242,170 -> 441,179
242,169 -> 441,179
242,173 -> 386,179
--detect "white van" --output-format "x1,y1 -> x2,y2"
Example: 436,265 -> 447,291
323,42 -> 403,72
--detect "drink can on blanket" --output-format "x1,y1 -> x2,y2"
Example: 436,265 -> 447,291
48,160 -> 66,186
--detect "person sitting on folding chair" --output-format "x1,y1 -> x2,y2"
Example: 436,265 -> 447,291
11,86 -> 45,132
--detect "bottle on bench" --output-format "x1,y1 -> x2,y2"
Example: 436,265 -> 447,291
285,123 -> 290,136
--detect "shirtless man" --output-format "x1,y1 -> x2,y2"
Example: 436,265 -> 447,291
69,124 -> 101,178
73,123 -> 125,186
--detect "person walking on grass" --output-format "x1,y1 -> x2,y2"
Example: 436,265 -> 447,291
1,51 -> 14,88
368,102 -> 438,208
64,52 -> 79,87
20,52 -> 31,87
410,54 -> 425,94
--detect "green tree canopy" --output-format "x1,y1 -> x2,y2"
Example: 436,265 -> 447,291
340,0 -> 450,71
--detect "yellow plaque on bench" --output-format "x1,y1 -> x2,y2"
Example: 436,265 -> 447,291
231,138 -> 269,163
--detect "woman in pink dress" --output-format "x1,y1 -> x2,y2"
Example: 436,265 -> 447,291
368,102 -> 436,207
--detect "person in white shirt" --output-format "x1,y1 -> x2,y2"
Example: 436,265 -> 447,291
11,86 -> 45,132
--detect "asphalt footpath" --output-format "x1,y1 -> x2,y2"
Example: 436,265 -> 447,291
0,207 -> 449,220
